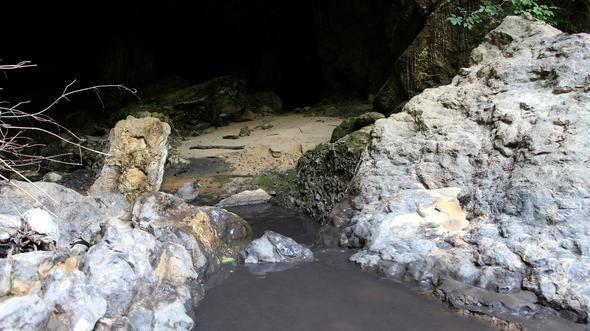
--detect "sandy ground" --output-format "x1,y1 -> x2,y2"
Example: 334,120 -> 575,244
162,114 -> 342,200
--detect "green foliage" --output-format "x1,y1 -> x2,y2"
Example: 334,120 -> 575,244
447,0 -> 559,29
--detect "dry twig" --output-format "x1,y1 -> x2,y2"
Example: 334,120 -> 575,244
0,61 -> 136,206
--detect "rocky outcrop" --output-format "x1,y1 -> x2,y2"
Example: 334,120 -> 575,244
0,182 -> 251,330
118,77 -> 284,135
330,112 -> 384,142
374,0 -> 492,113
338,16 -> 590,322
89,116 -> 171,200
296,128 -> 371,222
0,181 -> 129,251
241,231 -> 313,264
120,76 -> 247,133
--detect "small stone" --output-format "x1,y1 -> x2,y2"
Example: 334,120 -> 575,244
176,181 -> 200,203
216,189 -> 272,208
22,208 -> 59,241
42,172 -> 63,183
239,127 -> 251,137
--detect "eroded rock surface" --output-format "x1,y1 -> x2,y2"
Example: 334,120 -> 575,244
89,116 -> 171,200
242,231 -> 313,264
337,16 -> 590,322
296,128 -> 371,222
0,181 -> 130,250
0,182 -> 251,330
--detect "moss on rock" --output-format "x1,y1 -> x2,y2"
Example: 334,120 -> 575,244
296,127 -> 371,222
113,76 -> 247,135
330,112 -> 384,142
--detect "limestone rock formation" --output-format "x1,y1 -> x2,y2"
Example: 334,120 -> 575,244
338,16 -> 590,322
0,183 -> 251,330
241,231 -> 314,264
89,116 -> 171,200
0,181 -> 130,250
131,192 -> 252,260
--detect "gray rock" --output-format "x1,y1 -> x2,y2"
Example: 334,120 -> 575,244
10,251 -> 58,296
436,278 -> 539,317
42,171 -> 63,183
339,16 -> 590,321
43,267 -> 106,331
216,189 -> 272,208
0,183 -> 252,330
22,208 -> 59,242
83,225 -> 157,317
242,231 -> 314,264
0,294 -> 49,330
0,233 -> 9,242
0,181 -> 130,248
152,300 -> 194,331
0,214 -> 21,236
0,260 -> 10,296
176,181 -> 200,202
132,192 -> 251,252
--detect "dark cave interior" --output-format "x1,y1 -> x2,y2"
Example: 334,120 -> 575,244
1,0 -> 426,118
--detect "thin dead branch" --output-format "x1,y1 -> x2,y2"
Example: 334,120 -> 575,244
0,61 -> 136,201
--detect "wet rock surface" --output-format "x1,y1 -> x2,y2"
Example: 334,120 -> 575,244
241,231 -> 313,264
335,16 -> 590,323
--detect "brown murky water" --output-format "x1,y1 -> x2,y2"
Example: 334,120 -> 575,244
195,204 -> 494,331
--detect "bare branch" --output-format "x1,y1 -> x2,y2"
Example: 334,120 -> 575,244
0,60 -> 136,190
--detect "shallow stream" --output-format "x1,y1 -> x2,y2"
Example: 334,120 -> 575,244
196,204 -> 494,331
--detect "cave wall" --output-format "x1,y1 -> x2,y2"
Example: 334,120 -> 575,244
374,0 -> 493,113
3,0 -> 589,113
312,0 -> 426,99
1,0 -> 431,110
374,0 -> 590,114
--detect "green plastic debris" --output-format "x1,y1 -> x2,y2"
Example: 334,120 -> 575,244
221,256 -> 236,264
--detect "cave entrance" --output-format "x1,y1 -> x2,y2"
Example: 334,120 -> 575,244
1,0 -> 424,109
